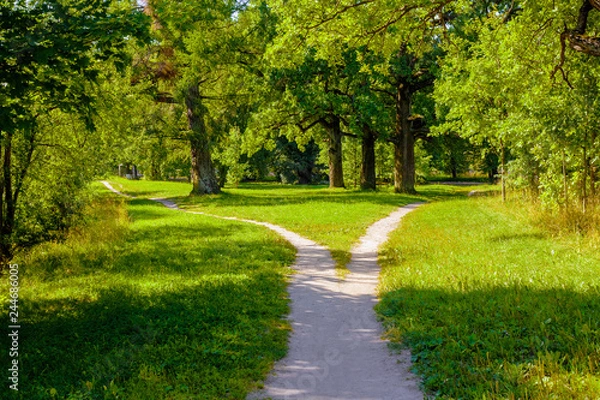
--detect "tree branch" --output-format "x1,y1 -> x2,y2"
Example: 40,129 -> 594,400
410,75 -> 436,92
154,92 -> 177,104
307,0 -> 376,30
297,117 -> 324,133
365,5 -> 418,38
576,0 -> 594,34
386,135 -> 400,145
372,87 -> 395,98
561,0 -> 600,58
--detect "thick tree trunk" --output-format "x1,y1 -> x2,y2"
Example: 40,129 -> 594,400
451,163 -> 458,179
297,166 -> 313,185
0,133 -> 15,267
185,84 -> 220,195
402,125 -> 416,194
326,116 -> 344,188
190,139 -> 220,195
393,84 -> 416,194
394,142 -> 403,192
488,167 -> 498,184
360,127 -> 376,190
564,1 -> 600,56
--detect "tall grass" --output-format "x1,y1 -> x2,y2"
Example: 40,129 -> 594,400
1,191 -> 295,399
377,197 -> 600,399
512,200 -> 600,250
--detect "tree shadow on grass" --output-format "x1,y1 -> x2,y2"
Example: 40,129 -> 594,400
3,195 -> 298,400
29,200 -> 291,281
123,190 -> 188,198
116,225 -> 290,276
174,190 -> 426,210
488,233 -> 546,242
4,275 -> 290,400
6,253 -> 397,400
111,180 -> 485,212
416,184 -> 500,200
235,183 -> 329,191
377,285 -> 600,399
119,200 -> 295,275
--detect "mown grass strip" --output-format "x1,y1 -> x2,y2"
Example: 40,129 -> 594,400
2,192 -> 295,399
377,197 -> 600,399
106,177 -> 479,270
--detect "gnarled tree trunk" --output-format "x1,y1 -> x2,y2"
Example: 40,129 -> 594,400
185,84 -> 220,195
393,84 -> 416,194
401,125 -> 416,194
360,126 -> 376,190
564,1 -> 600,56
325,115 -> 345,188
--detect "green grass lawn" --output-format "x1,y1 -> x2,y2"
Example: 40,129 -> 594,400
105,177 -> 491,270
2,191 -> 295,399
377,197 -> 600,399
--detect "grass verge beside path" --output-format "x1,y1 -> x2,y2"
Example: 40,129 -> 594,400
2,191 -> 295,399
106,177 -> 481,270
377,197 -> 600,399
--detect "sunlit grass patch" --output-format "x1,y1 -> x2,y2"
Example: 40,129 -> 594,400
377,197 -> 600,399
2,192 -> 295,399
107,177 -> 452,269
104,178 -> 191,198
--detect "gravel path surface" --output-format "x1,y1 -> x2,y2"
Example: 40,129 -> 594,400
249,203 -> 424,400
101,181 -> 424,399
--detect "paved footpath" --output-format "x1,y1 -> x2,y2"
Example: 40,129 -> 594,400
101,181 -> 424,400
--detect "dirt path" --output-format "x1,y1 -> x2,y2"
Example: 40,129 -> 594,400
101,181 -> 423,399
249,204 -> 424,400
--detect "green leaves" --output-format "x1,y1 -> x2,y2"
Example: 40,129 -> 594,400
432,3 -> 600,207
0,0 -> 149,129
0,0 -> 150,262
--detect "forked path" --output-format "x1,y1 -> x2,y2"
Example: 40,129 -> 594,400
101,181 -> 423,399
249,203 -> 424,400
